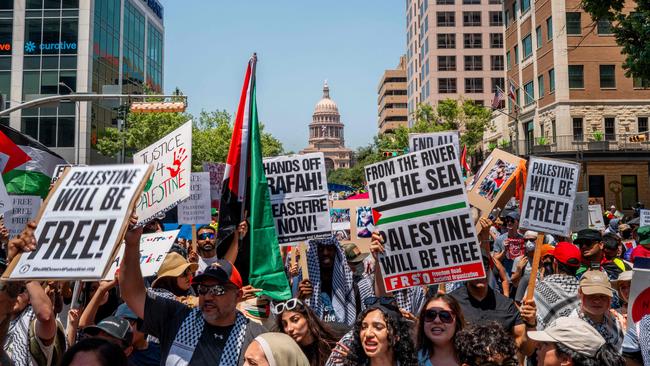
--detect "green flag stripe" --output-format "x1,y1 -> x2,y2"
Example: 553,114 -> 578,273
3,169 -> 51,198
376,201 -> 467,225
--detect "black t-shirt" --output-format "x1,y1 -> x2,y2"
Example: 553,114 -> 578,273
129,342 -> 161,366
141,291 -> 265,365
450,284 -> 523,332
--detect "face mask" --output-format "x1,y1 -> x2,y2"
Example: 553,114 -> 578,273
524,240 -> 536,252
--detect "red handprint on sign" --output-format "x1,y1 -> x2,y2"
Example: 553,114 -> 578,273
166,147 -> 188,178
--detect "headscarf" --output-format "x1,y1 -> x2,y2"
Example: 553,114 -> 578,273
298,236 -> 357,325
254,333 -> 310,366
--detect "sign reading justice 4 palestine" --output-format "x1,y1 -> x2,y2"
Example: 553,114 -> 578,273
263,153 -> 331,244
7,164 -> 151,280
134,121 -> 192,226
104,230 -> 180,280
520,157 -> 580,237
365,143 -> 485,291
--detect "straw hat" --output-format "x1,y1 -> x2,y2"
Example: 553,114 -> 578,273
151,252 -> 198,287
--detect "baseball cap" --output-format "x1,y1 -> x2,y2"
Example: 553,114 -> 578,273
527,317 -> 605,357
192,259 -> 243,288
541,244 -> 555,258
342,243 -> 369,264
84,316 -> 133,346
612,270 -> 633,291
573,229 -> 602,246
637,225 -> 650,245
505,211 -> 520,221
579,270 -> 614,296
115,303 -> 138,321
553,242 -> 581,267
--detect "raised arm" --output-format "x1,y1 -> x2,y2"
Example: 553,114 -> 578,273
79,280 -> 116,328
27,281 -> 57,345
118,214 -> 145,319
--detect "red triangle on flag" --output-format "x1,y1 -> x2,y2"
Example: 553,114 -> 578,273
0,130 -> 31,174
372,208 -> 382,225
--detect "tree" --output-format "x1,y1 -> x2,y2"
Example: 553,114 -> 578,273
580,0 -> 650,81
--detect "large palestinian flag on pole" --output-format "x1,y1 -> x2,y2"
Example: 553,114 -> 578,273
0,124 -> 66,198
216,54 -> 291,300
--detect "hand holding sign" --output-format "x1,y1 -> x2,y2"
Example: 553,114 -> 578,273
7,220 -> 37,262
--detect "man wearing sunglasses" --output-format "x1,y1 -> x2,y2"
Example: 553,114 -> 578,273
492,211 -> 524,276
120,216 -> 264,365
195,225 -> 219,274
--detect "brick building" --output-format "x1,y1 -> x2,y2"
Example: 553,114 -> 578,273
377,55 -> 408,134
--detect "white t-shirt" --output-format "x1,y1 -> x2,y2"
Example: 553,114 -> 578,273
197,254 -> 219,274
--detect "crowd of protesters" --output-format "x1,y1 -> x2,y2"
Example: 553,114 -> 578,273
0,199 -> 648,366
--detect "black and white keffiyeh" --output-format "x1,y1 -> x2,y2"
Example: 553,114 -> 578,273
534,274 -> 580,329
356,276 -> 425,315
639,315 -> 650,365
166,309 -> 248,366
298,236 -> 356,325
4,306 -> 34,366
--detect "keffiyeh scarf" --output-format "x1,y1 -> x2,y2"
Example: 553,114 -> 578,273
4,307 -> 34,366
534,274 -> 580,329
638,315 -> 650,365
298,236 -> 356,325
571,308 -> 624,351
166,309 -> 248,366
356,276 -> 425,315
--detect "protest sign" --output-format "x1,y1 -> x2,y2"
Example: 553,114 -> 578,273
104,230 -> 180,280
5,164 -> 151,280
571,192 -> 589,232
466,149 -> 526,218
5,196 -> 41,238
0,177 -> 9,215
133,120 -> 192,226
263,152 -> 331,244
202,162 -> 225,209
628,257 -> 650,325
330,198 -> 372,251
588,204 -> 606,230
409,131 -> 460,154
639,209 -> 650,227
177,172 -> 211,225
520,157 -> 580,237
365,143 -> 485,291
0,152 -> 8,172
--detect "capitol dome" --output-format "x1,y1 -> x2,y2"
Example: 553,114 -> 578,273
313,81 -> 339,115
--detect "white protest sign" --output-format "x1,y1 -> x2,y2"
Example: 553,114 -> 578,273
639,209 -> 650,227
409,131 -> 460,154
5,196 -> 41,237
7,164 -> 151,280
520,157 -> 580,237
365,143 -> 485,291
202,162 -> 225,209
628,257 -> 650,326
0,178 -> 9,215
263,152 -> 331,244
104,230 -> 180,280
133,120 -> 192,226
177,172 -> 211,225
571,191 -> 589,232
588,204 -> 606,230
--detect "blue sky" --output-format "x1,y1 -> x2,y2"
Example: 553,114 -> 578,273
163,1 -> 405,152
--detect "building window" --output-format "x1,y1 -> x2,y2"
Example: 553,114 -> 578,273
512,1 -> 517,20
599,65 -> 616,88
567,12 -> 581,35
572,117 -> 584,141
523,81 -> 534,105
538,75 -> 544,97
437,12 -> 455,26
489,11 -> 503,26
520,0 -> 531,13
588,175 -> 605,198
514,45 -> 519,64
465,78 -> 484,93
437,34 -> 456,49
549,68 -> 555,92
464,55 -> 483,71
536,26 -> 543,48
490,33 -> 503,48
546,17 -> 553,40
489,0 -> 503,3
463,11 -> 482,26
633,77 -> 650,89
506,51 -> 511,70
621,175 -> 638,210
438,56 -> 457,71
597,18 -> 613,35
551,119 -> 557,142
437,0 -> 455,4
492,77 -> 505,93
463,0 -> 481,4
491,55 -> 504,70
505,10 -> 510,27
638,117 -> 648,133
522,34 -> 533,59
464,33 -> 482,48
439,78 -> 457,93
569,65 -> 584,88
604,117 -> 616,140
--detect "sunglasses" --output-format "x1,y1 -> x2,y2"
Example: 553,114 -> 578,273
363,296 -> 400,312
197,284 -> 228,296
198,232 -> 215,240
423,309 -> 455,324
271,298 -> 305,315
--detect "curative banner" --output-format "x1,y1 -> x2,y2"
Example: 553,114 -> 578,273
263,152 -> 331,244
365,143 -> 485,291
104,230 -> 180,280
6,164 -> 151,280
177,172 -> 211,225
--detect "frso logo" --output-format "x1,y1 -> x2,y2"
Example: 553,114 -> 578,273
24,41 -> 36,53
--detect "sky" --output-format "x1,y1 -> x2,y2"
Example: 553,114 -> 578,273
163,1 -> 406,153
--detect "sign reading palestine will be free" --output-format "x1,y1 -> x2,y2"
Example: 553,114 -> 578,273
365,143 -> 485,291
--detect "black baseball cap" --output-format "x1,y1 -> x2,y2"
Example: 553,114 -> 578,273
574,229 -> 602,245
84,316 -> 133,346
192,259 -> 243,288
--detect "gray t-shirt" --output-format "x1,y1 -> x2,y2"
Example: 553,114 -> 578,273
141,291 -> 265,365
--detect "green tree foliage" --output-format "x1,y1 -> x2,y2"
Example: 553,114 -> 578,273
580,0 -> 650,81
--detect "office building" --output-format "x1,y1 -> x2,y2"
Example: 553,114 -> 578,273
377,55 -> 407,134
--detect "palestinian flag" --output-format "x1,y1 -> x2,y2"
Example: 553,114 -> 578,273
460,144 -> 472,178
0,124 -> 66,198
216,54 -> 291,300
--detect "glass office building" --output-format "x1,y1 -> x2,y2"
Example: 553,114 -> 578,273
1,0 -> 164,164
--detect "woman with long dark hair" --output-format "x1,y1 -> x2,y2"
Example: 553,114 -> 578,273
416,293 -> 464,366
344,297 -> 417,366
273,298 -> 341,366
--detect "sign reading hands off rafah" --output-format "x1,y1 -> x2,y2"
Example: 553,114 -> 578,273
133,120 -> 192,226
6,164 -> 151,280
